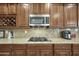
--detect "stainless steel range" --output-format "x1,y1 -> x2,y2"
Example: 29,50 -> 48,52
28,37 -> 49,42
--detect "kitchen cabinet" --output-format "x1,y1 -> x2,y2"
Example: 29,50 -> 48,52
73,50 -> 79,56
30,3 -> 49,14
54,44 -> 71,50
0,4 -> 16,14
54,44 -> 72,56
27,44 -> 52,50
72,44 -> 79,56
0,4 -> 17,28
54,50 -> 71,56
12,44 -> 26,56
64,4 -> 77,28
12,50 -> 25,56
27,44 -> 53,56
40,50 -> 53,56
16,4 -> 29,28
0,44 -> 12,56
50,4 -> 64,28
8,4 -> 17,14
0,50 -> 11,56
0,4 -> 8,14
12,44 -> 26,50
27,50 -> 40,56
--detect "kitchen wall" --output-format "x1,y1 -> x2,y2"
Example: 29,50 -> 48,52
5,28 -> 79,39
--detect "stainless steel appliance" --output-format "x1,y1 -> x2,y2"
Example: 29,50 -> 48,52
0,30 -> 5,38
60,30 -> 71,40
29,14 -> 50,26
28,37 -> 48,42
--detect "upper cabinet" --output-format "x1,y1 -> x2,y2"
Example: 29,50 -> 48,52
50,4 -> 64,28
0,4 -> 17,14
8,4 -> 17,14
0,4 -> 8,14
64,4 -> 77,28
0,4 -> 17,28
30,3 -> 49,14
16,4 -> 29,28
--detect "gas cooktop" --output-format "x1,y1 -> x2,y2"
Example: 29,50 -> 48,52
28,37 -> 49,42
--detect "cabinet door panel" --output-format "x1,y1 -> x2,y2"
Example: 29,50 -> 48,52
30,4 -> 40,14
30,3 -> 49,14
54,44 -> 71,50
12,44 -> 26,50
73,50 -> 79,56
1,4 -> 8,14
54,50 -> 71,56
0,50 -> 11,56
0,44 -> 12,50
64,4 -> 77,27
8,4 -> 17,14
27,44 -> 52,50
17,4 -> 29,27
41,50 -> 53,56
50,4 -> 63,28
12,50 -> 25,56
73,44 -> 79,50
27,50 -> 40,56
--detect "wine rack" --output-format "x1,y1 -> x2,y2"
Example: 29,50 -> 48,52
0,14 -> 16,27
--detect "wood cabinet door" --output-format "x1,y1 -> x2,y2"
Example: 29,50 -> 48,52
50,4 -> 64,28
54,50 -> 71,56
73,44 -> 79,50
12,44 -> 26,50
27,44 -> 53,50
1,4 -> 8,14
40,4 -> 49,14
64,4 -> 77,27
40,50 -> 53,56
12,50 -> 25,56
27,50 -> 40,56
30,4 -> 40,14
54,44 -> 71,50
8,4 -> 17,14
0,44 -> 12,50
73,50 -> 79,56
16,4 -> 29,28
0,51 -> 11,56
30,3 -> 49,14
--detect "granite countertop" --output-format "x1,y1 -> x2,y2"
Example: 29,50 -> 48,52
0,37 -> 79,44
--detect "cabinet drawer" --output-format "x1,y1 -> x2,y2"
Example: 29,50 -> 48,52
73,44 -> 79,50
12,44 -> 26,49
27,50 -> 40,56
27,44 -> 52,50
12,50 -> 25,56
0,51 -> 11,56
54,50 -> 71,56
41,50 -> 53,56
54,44 -> 71,50
73,50 -> 79,56
0,44 -> 12,50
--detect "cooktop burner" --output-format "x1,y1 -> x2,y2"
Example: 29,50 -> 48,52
28,37 -> 48,42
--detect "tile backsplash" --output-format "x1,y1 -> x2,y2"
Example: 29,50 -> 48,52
4,28 -> 79,38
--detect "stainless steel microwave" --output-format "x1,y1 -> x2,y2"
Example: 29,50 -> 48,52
29,14 -> 50,26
